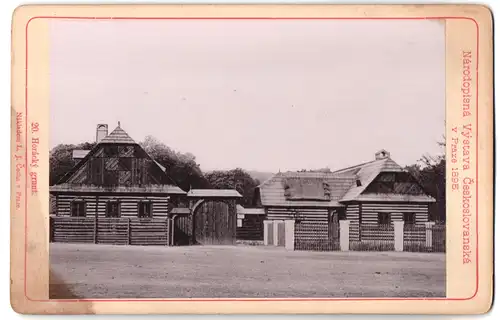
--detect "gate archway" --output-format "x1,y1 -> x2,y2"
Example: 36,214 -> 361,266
192,200 -> 236,245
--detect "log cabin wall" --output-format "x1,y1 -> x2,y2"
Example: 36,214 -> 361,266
345,203 -> 361,241
360,202 -> 429,224
344,201 -> 429,241
55,193 -> 171,218
266,207 -> 329,223
266,206 -> 330,241
343,202 -> 429,225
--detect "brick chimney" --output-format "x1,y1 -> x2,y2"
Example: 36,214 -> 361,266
96,124 -> 108,143
375,149 -> 390,160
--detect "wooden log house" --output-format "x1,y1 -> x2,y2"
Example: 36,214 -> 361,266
258,150 -> 436,244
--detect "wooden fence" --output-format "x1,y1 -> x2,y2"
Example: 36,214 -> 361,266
294,221 -> 339,251
50,217 -> 170,246
97,218 -> 129,245
171,215 -> 192,246
403,224 -> 427,252
403,224 -> 446,253
431,224 -> 446,252
349,223 -> 395,251
345,223 -> 445,253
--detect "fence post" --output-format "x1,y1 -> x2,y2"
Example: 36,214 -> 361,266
425,221 -> 435,248
284,220 -> 295,250
93,215 -> 98,244
165,218 -> 170,246
127,218 -> 131,245
393,221 -> 404,252
339,220 -> 350,251
171,215 -> 178,246
273,220 -> 281,246
263,220 -> 272,245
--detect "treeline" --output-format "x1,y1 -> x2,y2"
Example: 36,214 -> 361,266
405,153 -> 446,222
49,136 -> 261,207
50,136 -> 445,219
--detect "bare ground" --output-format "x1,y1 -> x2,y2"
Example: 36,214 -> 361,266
50,243 -> 445,299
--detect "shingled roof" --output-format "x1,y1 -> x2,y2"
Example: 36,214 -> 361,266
259,151 -> 435,206
237,205 -> 265,215
339,157 -> 405,201
99,126 -> 136,144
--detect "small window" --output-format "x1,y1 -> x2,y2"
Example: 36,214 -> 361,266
106,201 -> 121,218
138,201 -> 152,218
404,212 -> 416,225
71,201 -> 86,217
378,212 -> 391,224
356,179 -> 362,187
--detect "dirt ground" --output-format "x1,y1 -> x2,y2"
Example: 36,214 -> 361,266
50,243 -> 446,299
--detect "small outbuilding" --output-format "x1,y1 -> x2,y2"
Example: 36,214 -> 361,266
236,205 -> 265,241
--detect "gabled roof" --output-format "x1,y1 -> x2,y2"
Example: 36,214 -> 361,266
187,189 -> 243,198
99,126 -> 136,144
171,207 -> 191,214
154,160 -> 167,172
339,157 -> 405,202
236,205 -> 265,215
53,125 -> 182,191
259,155 -> 435,206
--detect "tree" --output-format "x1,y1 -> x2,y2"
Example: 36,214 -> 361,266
405,149 -> 446,222
205,168 -> 259,207
139,135 -> 210,191
49,142 -> 97,185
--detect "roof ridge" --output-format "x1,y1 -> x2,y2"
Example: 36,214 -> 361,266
257,172 -> 281,188
331,159 -> 380,173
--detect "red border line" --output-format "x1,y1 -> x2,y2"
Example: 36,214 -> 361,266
23,16 -> 480,303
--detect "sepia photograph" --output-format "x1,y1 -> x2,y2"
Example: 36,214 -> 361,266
48,18 -> 446,299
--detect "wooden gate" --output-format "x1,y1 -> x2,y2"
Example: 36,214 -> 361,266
193,200 -> 236,245
172,215 -> 192,246
329,211 -> 340,249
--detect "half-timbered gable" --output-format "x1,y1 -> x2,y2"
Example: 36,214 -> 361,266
58,127 -> 178,187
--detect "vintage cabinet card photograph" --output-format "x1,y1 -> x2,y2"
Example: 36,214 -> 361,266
10,3 -> 493,315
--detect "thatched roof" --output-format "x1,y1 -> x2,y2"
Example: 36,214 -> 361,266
259,155 -> 435,206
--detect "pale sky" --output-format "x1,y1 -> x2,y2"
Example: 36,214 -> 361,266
50,19 -> 445,172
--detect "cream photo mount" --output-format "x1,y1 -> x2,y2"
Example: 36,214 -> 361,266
10,4 -> 493,315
